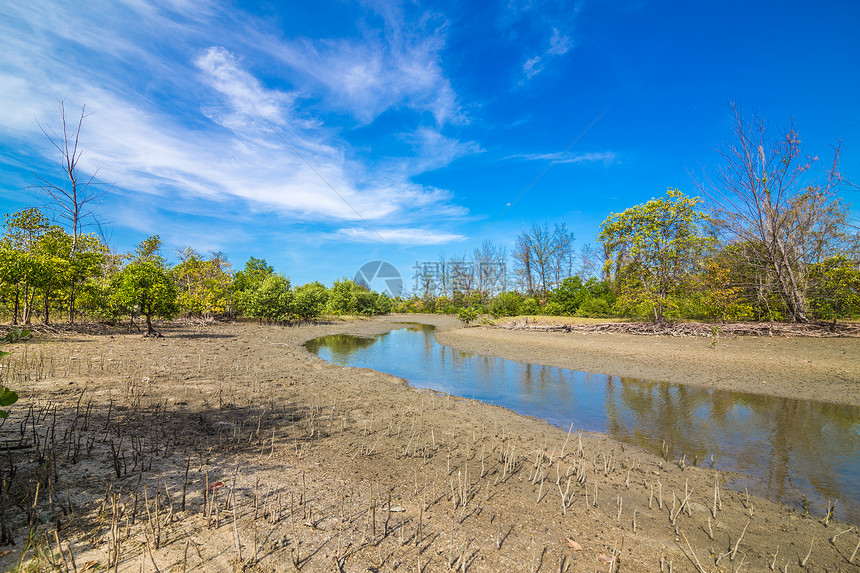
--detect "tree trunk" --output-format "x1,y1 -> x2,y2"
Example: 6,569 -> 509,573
68,283 -> 76,324
22,285 -> 34,325
12,289 -> 19,325
768,239 -> 809,322
144,313 -> 160,337
44,290 -> 50,325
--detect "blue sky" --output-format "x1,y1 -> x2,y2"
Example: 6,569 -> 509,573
1,0 -> 858,292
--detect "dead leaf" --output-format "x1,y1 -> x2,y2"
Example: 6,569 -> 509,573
566,538 -> 582,550
598,553 -> 613,564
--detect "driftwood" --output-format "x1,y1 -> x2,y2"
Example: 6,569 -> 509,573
495,319 -> 860,338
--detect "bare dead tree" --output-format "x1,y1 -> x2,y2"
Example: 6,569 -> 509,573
697,101 -> 851,322
31,101 -> 107,253
437,253 -> 450,298
550,223 -> 575,287
528,223 -> 553,296
578,243 -> 599,280
413,261 -> 442,298
448,256 -> 475,297
512,223 -> 564,296
473,239 -> 507,301
512,232 -> 534,295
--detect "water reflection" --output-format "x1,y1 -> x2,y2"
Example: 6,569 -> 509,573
304,334 -> 376,366
305,323 -> 860,523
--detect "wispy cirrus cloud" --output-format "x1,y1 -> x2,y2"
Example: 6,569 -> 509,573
0,0 -> 477,245
194,47 -> 297,129
507,151 -> 618,165
522,28 -> 573,79
402,127 -> 484,174
258,4 -> 464,127
501,0 -> 580,83
334,227 -> 467,245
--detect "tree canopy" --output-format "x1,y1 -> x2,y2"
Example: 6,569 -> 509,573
110,236 -> 178,336
599,188 -> 712,323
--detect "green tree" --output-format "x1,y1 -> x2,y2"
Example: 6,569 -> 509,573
489,292 -> 524,317
292,282 -> 330,320
0,327 -> 30,418
458,306 -> 479,325
328,279 -> 357,315
111,236 -> 178,336
599,188 -> 712,323
0,209 -> 50,324
551,276 -> 588,315
30,227 -> 71,325
233,257 -> 274,316
233,257 -> 273,291
66,233 -> 108,321
807,255 -> 860,323
0,247 -> 28,324
327,279 -> 390,316
29,227 -> 106,324
173,248 -> 234,318
242,274 -> 293,321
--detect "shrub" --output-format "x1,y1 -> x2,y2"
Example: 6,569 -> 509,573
575,297 -> 611,318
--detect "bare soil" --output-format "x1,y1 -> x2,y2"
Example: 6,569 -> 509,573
0,315 -> 858,572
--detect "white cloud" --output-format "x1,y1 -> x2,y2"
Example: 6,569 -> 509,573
547,28 -> 573,56
403,127 -> 484,174
0,1 -> 474,231
522,28 -> 573,79
257,8 -> 464,126
335,227 -> 466,245
195,47 -> 294,128
508,151 -> 618,165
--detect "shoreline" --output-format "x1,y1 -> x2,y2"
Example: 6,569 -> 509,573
0,316 -> 857,572
433,319 -> 860,407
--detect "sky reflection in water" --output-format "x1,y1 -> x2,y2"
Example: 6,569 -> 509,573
305,323 -> 860,523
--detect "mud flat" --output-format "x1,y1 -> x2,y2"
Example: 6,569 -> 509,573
0,315 -> 858,572
437,322 -> 860,406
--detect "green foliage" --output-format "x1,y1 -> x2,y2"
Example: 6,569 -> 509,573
327,279 -> 390,316
457,306 -> 479,325
489,292 -> 524,317
517,297 -> 541,316
292,282 -> 330,320
392,296 -> 425,313
111,237 -> 178,335
375,294 -> 393,315
0,326 -> 30,418
575,297 -> 612,318
599,188 -> 712,323
550,276 -> 589,314
241,274 -> 293,320
0,209 -> 106,324
173,249 -> 233,318
807,256 -> 860,321
327,279 -> 356,315
233,257 -> 274,295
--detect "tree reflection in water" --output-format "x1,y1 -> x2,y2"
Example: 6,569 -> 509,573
305,323 -> 860,522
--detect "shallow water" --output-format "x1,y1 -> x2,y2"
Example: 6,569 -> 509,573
305,323 -> 860,523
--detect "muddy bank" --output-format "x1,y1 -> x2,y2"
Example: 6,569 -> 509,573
0,316 -> 857,572
436,322 -> 860,406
